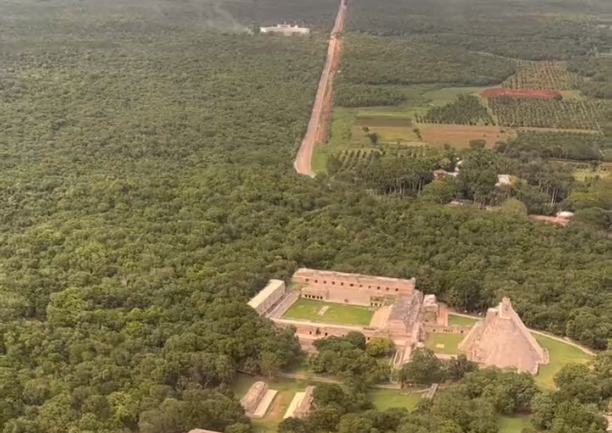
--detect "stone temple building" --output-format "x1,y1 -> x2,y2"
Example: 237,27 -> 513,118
249,268 -> 434,366
458,297 -> 549,374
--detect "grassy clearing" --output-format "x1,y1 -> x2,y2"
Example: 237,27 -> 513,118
573,167 -> 610,181
448,314 -> 479,326
497,415 -> 532,433
232,374 -> 313,433
424,333 -> 466,355
370,389 -> 423,410
533,333 -> 592,389
422,86 -> 491,106
283,298 -> 374,326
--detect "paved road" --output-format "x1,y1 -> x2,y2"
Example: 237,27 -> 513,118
294,0 -> 347,177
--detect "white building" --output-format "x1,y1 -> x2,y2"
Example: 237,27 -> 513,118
260,24 -> 310,35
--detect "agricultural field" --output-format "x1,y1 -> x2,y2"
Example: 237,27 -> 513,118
282,298 -> 374,326
417,94 -> 495,126
424,333 -> 466,355
502,61 -> 580,91
482,88 -> 561,99
422,86 -> 491,106
419,124 -> 510,148
489,96 -> 605,130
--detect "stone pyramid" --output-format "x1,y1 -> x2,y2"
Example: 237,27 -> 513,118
458,297 -> 548,374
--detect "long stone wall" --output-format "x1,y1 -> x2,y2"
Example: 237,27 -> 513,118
248,280 -> 287,316
294,268 -> 415,306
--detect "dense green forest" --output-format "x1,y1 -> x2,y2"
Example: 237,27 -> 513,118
346,0 -> 612,60
1,0 -> 612,432
281,338 -> 612,433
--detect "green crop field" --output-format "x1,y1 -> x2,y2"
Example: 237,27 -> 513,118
422,86 -> 491,106
370,389 -> 423,410
424,333 -> 466,355
448,314 -> 479,326
533,333 -> 592,389
283,298 -> 374,326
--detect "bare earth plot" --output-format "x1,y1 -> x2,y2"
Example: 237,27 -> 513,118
282,298 -> 374,325
419,124 -> 512,148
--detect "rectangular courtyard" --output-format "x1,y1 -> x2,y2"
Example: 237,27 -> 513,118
282,298 -> 374,326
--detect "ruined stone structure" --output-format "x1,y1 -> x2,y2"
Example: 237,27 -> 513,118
293,268 -> 416,306
458,297 -> 548,374
247,269 -> 438,367
248,280 -> 286,316
284,386 -> 316,419
240,381 -> 268,416
294,386 -> 315,418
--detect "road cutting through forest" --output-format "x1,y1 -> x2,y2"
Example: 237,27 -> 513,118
294,0 -> 346,177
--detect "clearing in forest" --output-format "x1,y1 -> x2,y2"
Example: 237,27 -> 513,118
419,124 -> 511,148
497,415 -> 532,433
370,389 -> 423,410
283,298 -> 374,325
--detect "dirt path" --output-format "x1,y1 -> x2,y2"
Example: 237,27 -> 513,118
294,0 -> 347,177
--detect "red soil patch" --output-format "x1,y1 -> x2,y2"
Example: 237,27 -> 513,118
481,88 -> 561,99
420,125 -> 509,148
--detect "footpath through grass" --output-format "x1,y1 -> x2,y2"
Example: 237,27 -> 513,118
283,298 -> 374,326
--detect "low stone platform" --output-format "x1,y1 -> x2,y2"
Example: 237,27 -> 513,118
252,389 -> 278,419
284,392 -> 305,419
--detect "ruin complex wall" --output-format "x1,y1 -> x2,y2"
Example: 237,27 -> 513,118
294,268 -> 415,306
295,386 -> 316,418
240,381 -> 268,415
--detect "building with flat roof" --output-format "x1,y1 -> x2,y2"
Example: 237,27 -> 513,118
260,24 -> 310,35
247,269 -> 434,367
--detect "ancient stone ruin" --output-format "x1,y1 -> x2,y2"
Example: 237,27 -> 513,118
284,386 -> 316,419
240,381 -> 278,418
458,297 -> 549,374
240,381 -> 268,415
247,268 -> 444,367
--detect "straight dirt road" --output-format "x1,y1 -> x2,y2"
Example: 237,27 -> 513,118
294,0 -> 347,177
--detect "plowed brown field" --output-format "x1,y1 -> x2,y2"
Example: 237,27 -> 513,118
420,125 -> 511,148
